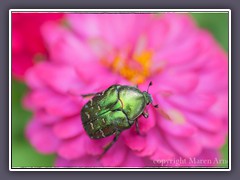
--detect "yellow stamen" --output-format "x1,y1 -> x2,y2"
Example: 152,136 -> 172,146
102,50 -> 153,84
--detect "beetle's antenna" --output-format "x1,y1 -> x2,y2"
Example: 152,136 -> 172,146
147,81 -> 152,93
146,82 -> 158,108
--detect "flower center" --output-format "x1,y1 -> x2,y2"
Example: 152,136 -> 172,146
102,50 -> 153,84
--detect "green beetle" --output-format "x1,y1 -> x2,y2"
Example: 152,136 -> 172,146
81,82 -> 157,158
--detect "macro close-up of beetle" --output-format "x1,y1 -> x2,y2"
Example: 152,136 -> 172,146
81,82 -> 158,158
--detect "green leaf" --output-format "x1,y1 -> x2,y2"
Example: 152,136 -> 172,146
11,80 -> 55,168
191,13 -> 229,52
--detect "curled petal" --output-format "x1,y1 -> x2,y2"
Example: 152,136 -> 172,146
27,89 -> 82,117
55,155 -> 102,167
35,110 -> 60,125
158,118 -> 197,137
26,62 -> 86,94
123,129 -> 146,151
100,137 -> 128,167
187,149 -> 221,167
186,112 -> 223,133
166,93 -> 216,113
57,135 -> 87,160
197,130 -> 227,149
67,14 -> 151,49
120,151 -> 145,167
156,72 -> 199,94
136,128 -> 175,160
26,119 -> 59,154
165,134 -> 202,158
41,22 -> 96,65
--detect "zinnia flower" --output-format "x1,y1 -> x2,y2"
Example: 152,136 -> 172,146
12,12 -> 64,80
23,13 -> 228,167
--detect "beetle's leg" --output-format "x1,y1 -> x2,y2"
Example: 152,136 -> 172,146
135,119 -> 141,135
98,131 -> 121,159
153,104 -> 158,108
135,119 -> 146,137
81,93 -> 98,98
142,110 -> 149,118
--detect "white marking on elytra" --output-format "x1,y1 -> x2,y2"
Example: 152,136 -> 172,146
102,118 -> 106,124
85,112 -> 90,119
100,129 -> 105,137
98,105 -> 101,110
90,122 -> 94,130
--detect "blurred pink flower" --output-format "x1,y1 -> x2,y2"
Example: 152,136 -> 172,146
23,13 -> 228,167
12,12 -> 64,80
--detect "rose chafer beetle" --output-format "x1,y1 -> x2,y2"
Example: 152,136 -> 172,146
81,82 -> 158,158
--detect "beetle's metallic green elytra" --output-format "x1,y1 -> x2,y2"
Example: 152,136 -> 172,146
80,82 -> 157,157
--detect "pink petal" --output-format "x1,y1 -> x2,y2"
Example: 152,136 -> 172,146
156,72 -> 199,94
84,138 -> 108,156
57,135 -> 87,160
134,129 -> 158,157
186,112 -> 223,133
41,22 -> 96,65
32,62 -> 83,94
165,93 -> 216,113
148,13 -> 197,51
150,146 -> 175,161
120,151 -> 145,167
188,149 -> 221,167
28,89 -> 82,117
67,14 -> 150,48
35,110 -> 60,125
197,149 -> 221,167
197,129 -> 227,149
26,120 -> 59,154
152,36 -> 200,67
53,116 -> 84,139
123,129 -> 146,151
12,54 -> 35,80
136,128 -> 175,160
69,155 -> 102,167
25,65 -> 45,89
75,61 -> 118,84
165,134 -> 202,157
100,137 -> 127,167
67,14 -> 102,37
196,66 -> 228,93
158,118 -> 197,137
210,95 -> 228,119
55,156 -> 71,167
55,155 -> 102,167
160,13 -> 197,45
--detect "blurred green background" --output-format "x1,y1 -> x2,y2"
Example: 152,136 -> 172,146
11,12 -> 229,168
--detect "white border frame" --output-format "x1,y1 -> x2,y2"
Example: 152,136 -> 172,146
9,9 -> 231,171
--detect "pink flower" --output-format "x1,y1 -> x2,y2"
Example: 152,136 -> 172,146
23,13 -> 228,167
12,12 -> 64,80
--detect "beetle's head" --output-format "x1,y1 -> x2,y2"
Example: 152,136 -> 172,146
144,81 -> 158,108
143,91 -> 153,105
